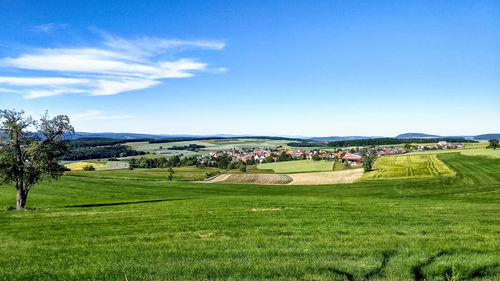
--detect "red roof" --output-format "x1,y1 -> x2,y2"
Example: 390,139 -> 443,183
342,155 -> 361,160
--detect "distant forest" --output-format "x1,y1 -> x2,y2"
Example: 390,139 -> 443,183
168,144 -> 206,151
288,138 -> 477,148
327,138 -> 477,147
65,137 -> 149,148
149,136 -> 306,144
60,138 -> 146,160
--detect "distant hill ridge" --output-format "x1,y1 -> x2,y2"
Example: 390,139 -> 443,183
61,132 -> 500,141
395,133 -> 441,138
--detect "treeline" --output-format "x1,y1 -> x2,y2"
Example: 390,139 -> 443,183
149,136 -> 309,144
61,145 -> 145,160
287,141 -> 327,147
326,138 -> 477,147
128,155 -> 194,168
129,154 -> 247,171
169,144 -> 206,151
66,137 -> 150,148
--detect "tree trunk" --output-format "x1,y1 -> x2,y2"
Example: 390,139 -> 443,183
16,188 -> 27,210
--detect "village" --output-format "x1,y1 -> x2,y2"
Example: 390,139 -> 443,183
201,146 -> 408,166
416,141 -> 465,151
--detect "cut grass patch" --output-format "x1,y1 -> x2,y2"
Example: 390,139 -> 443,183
257,160 -> 333,173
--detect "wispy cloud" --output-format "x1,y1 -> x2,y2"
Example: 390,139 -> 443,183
0,32 -> 225,98
33,23 -> 69,33
70,110 -> 133,121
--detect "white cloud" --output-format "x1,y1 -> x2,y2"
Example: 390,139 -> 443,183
91,78 -> 160,96
33,23 -> 68,33
70,110 -> 133,121
26,88 -> 86,99
0,33 -> 225,98
0,76 -> 89,86
0,87 -> 20,93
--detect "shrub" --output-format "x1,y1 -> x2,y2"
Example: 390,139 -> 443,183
82,165 -> 95,171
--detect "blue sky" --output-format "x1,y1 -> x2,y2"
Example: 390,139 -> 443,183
0,0 -> 499,136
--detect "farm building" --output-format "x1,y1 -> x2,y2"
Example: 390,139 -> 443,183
342,154 -> 362,165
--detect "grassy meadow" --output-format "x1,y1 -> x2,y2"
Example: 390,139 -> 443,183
0,153 -> 499,280
361,155 -> 455,180
66,166 -> 223,181
258,160 -> 334,173
125,139 -> 291,156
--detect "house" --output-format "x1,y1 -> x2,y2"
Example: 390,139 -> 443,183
342,153 -> 362,165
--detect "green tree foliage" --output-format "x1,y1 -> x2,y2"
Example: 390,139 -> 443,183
128,155 -> 194,169
312,153 -> 321,161
65,137 -> 149,148
238,162 -> 247,172
61,145 -> 144,160
278,151 -> 292,162
362,154 -> 378,172
169,144 -> 205,151
0,110 -> 74,209
287,141 -> 327,147
487,139 -> 499,150
82,165 -> 95,171
327,138 -> 476,147
263,156 -> 274,163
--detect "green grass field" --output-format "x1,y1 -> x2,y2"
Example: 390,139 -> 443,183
406,141 -> 500,159
125,139 -> 291,156
361,154 -> 455,180
66,166 -> 222,181
257,160 -> 334,173
0,153 -> 499,280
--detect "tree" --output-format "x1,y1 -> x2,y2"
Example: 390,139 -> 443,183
238,162 -> 246,172
0,110 -> 74,209
362,154 -> 378,172
82,165 -> 95,171
312,153 -> 321,161
487,139 -> 499,150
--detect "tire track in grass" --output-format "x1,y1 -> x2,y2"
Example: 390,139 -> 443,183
426,157 -> 439,176
407,156 -> 414,164
412,250 -> 449,281
327,251 -> 395,280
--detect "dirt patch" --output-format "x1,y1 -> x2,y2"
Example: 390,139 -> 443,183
288,169 -> 363,185
203,169 -> 363,185
203,174 -> 230,183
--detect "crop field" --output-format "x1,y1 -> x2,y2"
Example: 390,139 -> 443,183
258,160 -> 334,173
215,174 -> 293,184
361,154 -> 455,180
1,153 -> 499,280
64,161 -> 110,170
126,139 -> 290,156
288,169 -> 363,185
